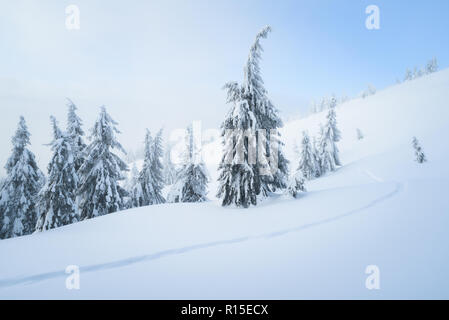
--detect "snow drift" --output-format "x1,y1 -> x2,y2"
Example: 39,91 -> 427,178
1,68 -> 449,299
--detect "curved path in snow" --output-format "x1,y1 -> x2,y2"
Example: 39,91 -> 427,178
0,181 -> 402,289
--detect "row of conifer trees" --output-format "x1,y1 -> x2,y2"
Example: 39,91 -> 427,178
0,102 -> 213,239
0,26 -> 345,239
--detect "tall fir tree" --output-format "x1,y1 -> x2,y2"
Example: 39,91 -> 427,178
136,129 -> 166,206
216,82 -> 258,207
217,26 -> 288,207
66,99 -> 86,172
297,131 -> 318,180
318,105 -> 342,173
286,171 -> 306,199
169,125 -> 208,203
36,116 -> 79,231
356,128 -> 364,140
242,26 -> 289,193
312,136 -> 322,178
77,107 -> 128,219
0,117 -> 43,239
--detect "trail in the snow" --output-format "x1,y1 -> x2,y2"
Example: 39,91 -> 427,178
0,182 -> 402,289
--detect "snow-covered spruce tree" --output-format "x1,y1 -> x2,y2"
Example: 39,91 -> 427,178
166,171 -> 183,203
318,105 -> 342,174
216,81 -> 259,207
357,128 -> 364,140
77,107 -> 128,220
162,142 -> 177,185
312,136 -> 322,178
412,67 -> 418,79
150,129 -> 165,203
36,116 -> 79,231
293,139 -> 300,159
129,163 -> 141,207
169,125 -> 208,203
217,26 -> 288,207
317,125 -> 332,173
297,131 -> 318,180
0,117 -> 43,239
319,96 -> 329,112
425,57 -> 438,74
122,163 -> 141,209
136,129 -> 166,206
412,137 -> 427,163
413,66 -> 425,79
404,68 -> 413,81
286,171 -> 306,199
309,100 -> 318,114
178,163 -> 209,203
66,99 -> 86,172
361,84 -> 376,99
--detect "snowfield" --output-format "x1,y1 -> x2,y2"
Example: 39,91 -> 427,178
1,69 -> 449,299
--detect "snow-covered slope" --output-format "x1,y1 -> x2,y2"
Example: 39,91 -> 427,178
1,69 -> 449,299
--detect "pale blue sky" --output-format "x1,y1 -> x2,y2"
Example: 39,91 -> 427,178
1,0 -> 448,173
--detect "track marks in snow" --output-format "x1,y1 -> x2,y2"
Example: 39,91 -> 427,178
264,181 -> 402,239
0,182 -> 402,290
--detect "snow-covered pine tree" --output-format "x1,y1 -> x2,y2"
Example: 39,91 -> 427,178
361,84 -> 376,98
77,107 -> 129,219
309,100 -> 318,114
357,128 -> 364,140
404,68 -> 413,81
317,125 -> 331,172
242,25 -> 289,193
217,26 -> 288,207
124,163 -> 141,208
312,136 -> 322,178
169,125 -> 209,203
425,57 -> 438,74
66,99 -> 86,172
136,129 -> 166,206
297,131 -> 318,180
293,139 -> 300,159
412,137 -> 427,163
340,95 -> 349,104
412,66 -> 422,80
150,129 -> 165,203
268,131 -> 289,191
286,171 -> 306,199
36,116 -> 79,231
0,117 -> 43,239
329,95 -> 337,109
216,81 -> 259,207
318,105 -> 342,173
162,142 -> 177,185
166,172 -> 183,203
